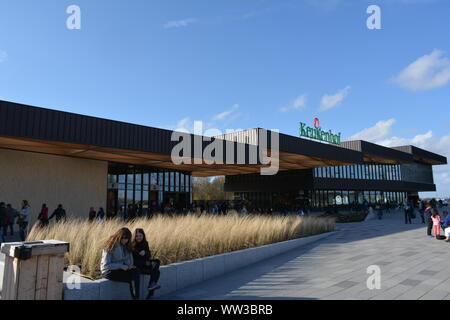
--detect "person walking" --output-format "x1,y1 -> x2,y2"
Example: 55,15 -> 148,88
418,200 -> 426,224
49,204 -> 66,223
101,227 -> 141,300
0,202 -> 7,244
132,228 -> 161,299
37,203 -> 49,228
5,204 -> 17,236
431,209 -> 441,237
18,200 -> 31,241
404,203 -> 412,224
88,207 -> 96,222
424,203 -> 434,237
375,202 -> 383,220
97,207 -> 105,222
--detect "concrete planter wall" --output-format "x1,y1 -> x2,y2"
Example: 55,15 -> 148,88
63,231 -> 335,300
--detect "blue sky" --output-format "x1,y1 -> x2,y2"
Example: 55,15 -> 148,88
0,0 -> 449,197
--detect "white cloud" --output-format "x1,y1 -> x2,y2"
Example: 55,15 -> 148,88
213,104 -> 239,121
319,86 -> 351,112
349,119 -> 450,197
393,49 -> 450,91
349,119 -> 396,142
164,18 -> 197,29
0,50 -> 7,63
168,104 -> 242,134
280,94 -> 307,112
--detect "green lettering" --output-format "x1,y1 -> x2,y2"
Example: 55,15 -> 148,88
300,123 -> 307,137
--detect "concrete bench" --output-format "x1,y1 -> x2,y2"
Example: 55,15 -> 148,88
63,231 -> 336,300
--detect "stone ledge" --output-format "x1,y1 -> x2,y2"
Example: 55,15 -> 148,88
63,231 -> 336,300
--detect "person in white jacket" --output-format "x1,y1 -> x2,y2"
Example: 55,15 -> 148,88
18,200 -> 31,241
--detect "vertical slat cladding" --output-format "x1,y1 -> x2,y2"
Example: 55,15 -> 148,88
12,105 -> 20,136
33,108 -> 41,138
71,113 -> 78,144
2,102 -> 12,135
93,118 -> 100,146
74,115 -> 82,143
98,118 -> 105,147
127,123 -> 133,150
61,112 -> 69,142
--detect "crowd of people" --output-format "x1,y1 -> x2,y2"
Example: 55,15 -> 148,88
0,200 -> 69,243
417,200 -> 450,241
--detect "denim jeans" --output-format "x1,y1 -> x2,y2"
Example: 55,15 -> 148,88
19,222 -> 28,241
0,225 -> 5,243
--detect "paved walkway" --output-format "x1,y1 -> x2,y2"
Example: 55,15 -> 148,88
160,210 -> 450,300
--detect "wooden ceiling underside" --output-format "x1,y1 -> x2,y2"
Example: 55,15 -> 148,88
0,136 -> 358,177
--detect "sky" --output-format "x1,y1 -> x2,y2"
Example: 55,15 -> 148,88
0,0 -> 449,197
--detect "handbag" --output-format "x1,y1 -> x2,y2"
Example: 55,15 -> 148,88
16,216 -> 24,225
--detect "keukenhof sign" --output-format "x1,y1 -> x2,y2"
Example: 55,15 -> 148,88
299,118 -> 341,146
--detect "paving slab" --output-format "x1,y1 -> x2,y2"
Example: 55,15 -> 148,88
160,210 -> 450,300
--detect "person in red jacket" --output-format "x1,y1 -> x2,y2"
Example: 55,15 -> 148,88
37,203 -> 49,227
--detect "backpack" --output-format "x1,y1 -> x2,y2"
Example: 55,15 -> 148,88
436,235 -> 446,240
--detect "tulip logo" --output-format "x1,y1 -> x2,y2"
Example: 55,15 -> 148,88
313,118 -> 321,129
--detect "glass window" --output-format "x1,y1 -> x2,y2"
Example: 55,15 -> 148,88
127,188 -> 134,206
118,189 -> 125,212
175,172 -> 180,192
119,174 -> 126,183
135,170 -> 142,185
151,173 -> 157,185
342,191 -> 349,205
164,172 -> 169,192
127,173 -> 134,186
169,172 -> 174,192
143,173 -> 149,185
349,190 -> 355,204
335,190 -> 343,205
180,173 -> 185,192
376,191 -> 382,202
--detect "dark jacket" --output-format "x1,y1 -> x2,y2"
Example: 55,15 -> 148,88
424,208 -> 433,220
132,241 -> 152,270
49,208 -> 66,222
0,206 -> 7,226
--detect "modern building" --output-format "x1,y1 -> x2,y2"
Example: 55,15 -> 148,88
0,101 -> 447,224
221,129 -> 447,210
